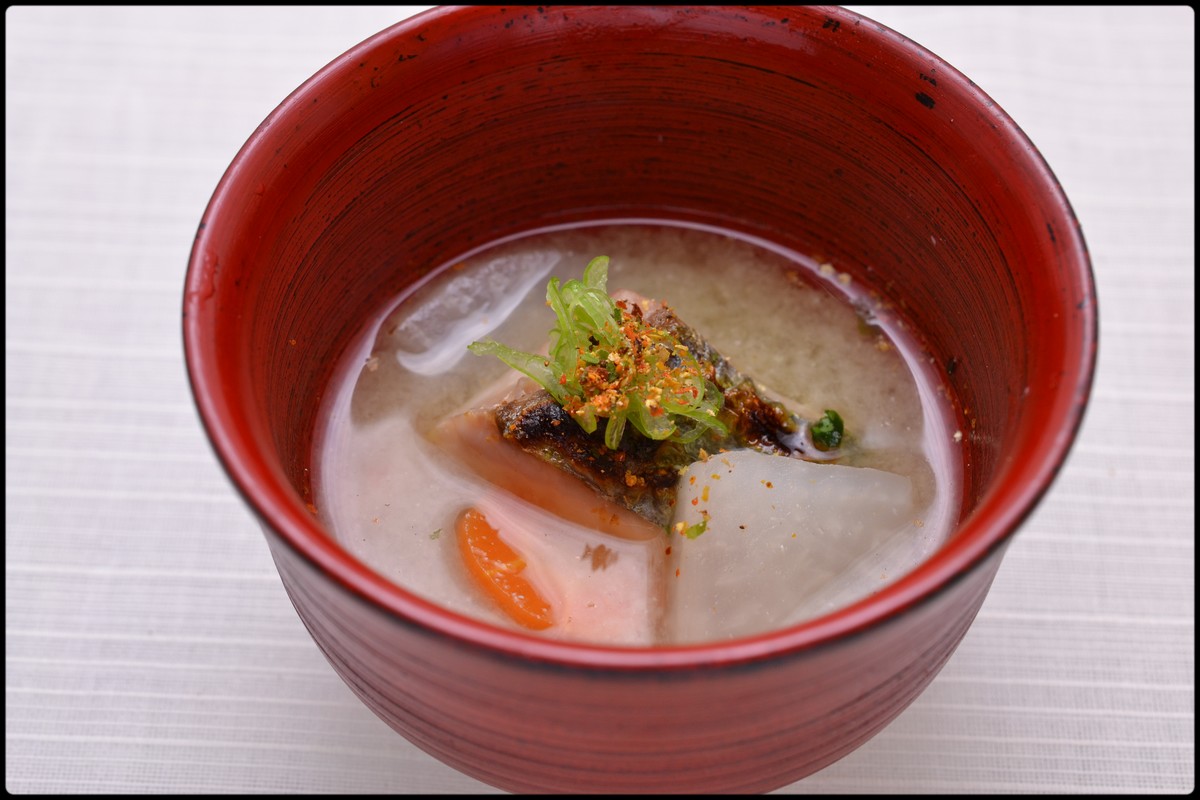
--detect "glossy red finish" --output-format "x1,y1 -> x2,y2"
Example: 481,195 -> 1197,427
183,5 -> 1097,793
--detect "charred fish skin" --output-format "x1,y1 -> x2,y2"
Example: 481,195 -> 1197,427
642,306 -> 810,458
495,391 -> 683,528
490,305 -> 818,528
643,306 -> 743,390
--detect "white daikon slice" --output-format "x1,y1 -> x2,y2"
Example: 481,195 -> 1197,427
665,448 -> 926,643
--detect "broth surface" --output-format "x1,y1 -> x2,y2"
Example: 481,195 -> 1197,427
312,222 -> 961,644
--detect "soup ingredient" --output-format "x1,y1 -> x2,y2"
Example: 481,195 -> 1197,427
638,295 -> 838,459
459,494 -> 666,644
456,508 -> 554,630
433,404 -> 664,541
468,256 -> 847,528
468,255 -> 728,449
810,409 -> 845,451
389,249 -> 559,375
666,448 -> 919,642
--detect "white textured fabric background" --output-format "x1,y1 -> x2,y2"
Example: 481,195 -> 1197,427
5,5 -> 1194,795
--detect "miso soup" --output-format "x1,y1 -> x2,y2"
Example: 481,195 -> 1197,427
311,223 -> 961,645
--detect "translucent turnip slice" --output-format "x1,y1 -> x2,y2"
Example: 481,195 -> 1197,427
665,448 -> 921,643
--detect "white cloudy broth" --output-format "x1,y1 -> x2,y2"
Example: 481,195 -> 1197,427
311,223 -> 961,645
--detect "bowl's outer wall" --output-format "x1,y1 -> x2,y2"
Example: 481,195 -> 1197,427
267,515 -> 1006,793
185,4 -> 1096,794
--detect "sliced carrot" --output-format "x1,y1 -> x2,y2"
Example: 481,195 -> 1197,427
455,508 -> 554,630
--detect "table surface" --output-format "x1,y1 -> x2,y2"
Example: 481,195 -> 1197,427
6,6 -> 1194,794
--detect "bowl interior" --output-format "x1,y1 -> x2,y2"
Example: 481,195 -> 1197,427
184,5 -> 1096,661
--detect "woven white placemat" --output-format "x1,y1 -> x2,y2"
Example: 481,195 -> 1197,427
6,6 -> 1193,794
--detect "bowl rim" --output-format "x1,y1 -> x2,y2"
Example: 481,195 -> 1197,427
183,4 -> 1099,671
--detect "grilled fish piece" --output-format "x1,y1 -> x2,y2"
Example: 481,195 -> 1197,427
485,298 -> 823,528
431,402 -> 665,540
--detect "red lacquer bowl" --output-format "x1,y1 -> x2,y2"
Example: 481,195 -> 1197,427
183,6 -> 1097,794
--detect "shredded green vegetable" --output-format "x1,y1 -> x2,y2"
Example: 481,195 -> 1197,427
468,256 -> 728,449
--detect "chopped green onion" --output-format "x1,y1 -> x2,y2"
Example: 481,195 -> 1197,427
810,409 -> 845,450
469,256 -> 727,449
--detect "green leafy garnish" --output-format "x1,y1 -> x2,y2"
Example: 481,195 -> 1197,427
810,409 -> 845,451
468,256 -> 728,450
670,517 -> 709,539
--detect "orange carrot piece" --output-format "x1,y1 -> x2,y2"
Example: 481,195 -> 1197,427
456,508 -> 554,630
